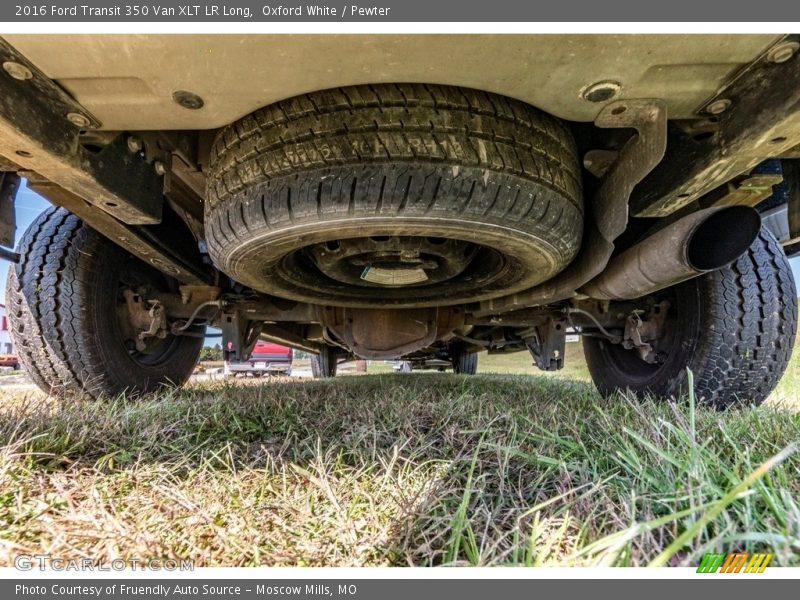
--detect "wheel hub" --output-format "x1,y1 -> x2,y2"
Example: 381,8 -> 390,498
305,236 -> 479,288
217,215 -> 576,309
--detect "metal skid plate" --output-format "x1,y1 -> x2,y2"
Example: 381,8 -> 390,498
631,34 -> 800,217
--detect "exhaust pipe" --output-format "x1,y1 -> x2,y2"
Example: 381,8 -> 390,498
581,206 -> 761,300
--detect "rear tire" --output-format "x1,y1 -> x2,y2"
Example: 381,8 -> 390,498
451,346 -> 479,375
583,228 -> 797,408
6,207 -> 205,399
311,345 -> 338,378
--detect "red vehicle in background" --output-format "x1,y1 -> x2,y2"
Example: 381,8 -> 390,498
0,354 -> 19,369
224,341 -> 293,377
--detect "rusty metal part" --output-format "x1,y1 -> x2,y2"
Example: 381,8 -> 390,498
26,180 -> 210,285
583,149 -> 619,178
139,304 -> 168,350
476,98 -> 668,315
144,288 -> 321,356
524,316 -> 568,371
147,289 -> 317,331
567,298 -> 671,363
466,306 -> 554,328
178,285 -> 221,306
259,325 -> 322,356
581,206 -> 761,301
318,306 -> 465,360
623,311 -> 653,362
0,37 -> 163,225
0,171 -> 20,249
703,174 -> 783,208
121,289 -> 168,352
620,304 -> 671,364
631,34 -> 800,217
144,290 -> 219,324
235,298 -> 317,323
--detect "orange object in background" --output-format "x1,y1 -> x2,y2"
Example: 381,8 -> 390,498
0,354 -> 19,369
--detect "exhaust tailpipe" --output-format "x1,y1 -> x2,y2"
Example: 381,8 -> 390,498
581,206 -> 761,300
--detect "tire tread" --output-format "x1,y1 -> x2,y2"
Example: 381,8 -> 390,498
584,228 -> 797,407
7,207 -> 203,399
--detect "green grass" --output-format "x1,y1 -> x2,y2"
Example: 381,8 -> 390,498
479,341 -> 590,380
481,339 -> 800,408
0,356 -> 798,566
0,370 -> 24,378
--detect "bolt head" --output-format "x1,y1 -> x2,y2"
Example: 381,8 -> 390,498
705,99 -> 731,115
172,90 -> 204,110
154,161 -> 168,176
2,61 -> 32,81
67,112 -> 91,128
126,136 -> 143,153
581,80 -> 622,103
767,41 -> 799,64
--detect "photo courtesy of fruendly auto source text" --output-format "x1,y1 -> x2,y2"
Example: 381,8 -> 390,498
0,0 -> 798,597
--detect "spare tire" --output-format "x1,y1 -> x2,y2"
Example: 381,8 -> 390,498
206,84 -> 582,308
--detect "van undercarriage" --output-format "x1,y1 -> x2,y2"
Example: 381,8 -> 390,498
0,34 -> 798,405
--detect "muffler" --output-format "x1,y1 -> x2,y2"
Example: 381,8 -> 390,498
581,206 -> 761,300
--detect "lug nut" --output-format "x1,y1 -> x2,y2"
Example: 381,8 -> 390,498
705,99 -> 731,115
767,41 -> 799,64
154,161 -> 168,176
127,136 -> 143,153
